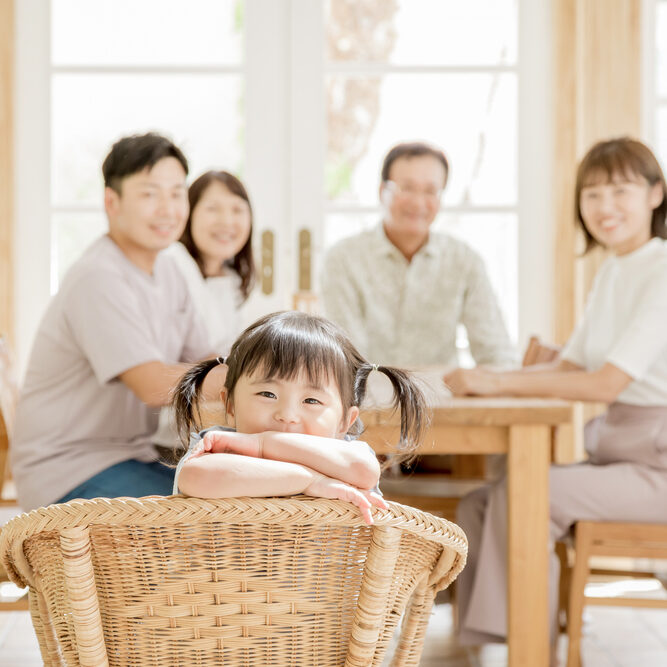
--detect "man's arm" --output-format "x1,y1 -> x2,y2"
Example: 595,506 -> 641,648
120,360 -> 226,407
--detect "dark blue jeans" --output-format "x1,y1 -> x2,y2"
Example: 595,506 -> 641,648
55,459 -> 176,503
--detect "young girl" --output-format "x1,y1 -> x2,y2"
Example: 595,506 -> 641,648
444,137 -> 667,649
171,310 -> 428,524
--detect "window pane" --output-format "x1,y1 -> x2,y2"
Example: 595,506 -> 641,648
52,0 -> 244,66
658,2 -> 667,98
326,0 -> 517,66
53,211 -> 108,288
434,212 -> 518,342
52,74 -> 244,206
326,73 -> 517,206
321,212 -> 517,341
322,211 -> 379,250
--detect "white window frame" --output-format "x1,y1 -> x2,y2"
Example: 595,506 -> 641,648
14,0 -> 553,374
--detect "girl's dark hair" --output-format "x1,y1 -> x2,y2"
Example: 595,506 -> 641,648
173,311 -> 428,466
575,137 -> 667,253
179,170 -> 255,301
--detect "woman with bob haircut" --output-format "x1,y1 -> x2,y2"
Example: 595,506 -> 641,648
444,137 -> 667,655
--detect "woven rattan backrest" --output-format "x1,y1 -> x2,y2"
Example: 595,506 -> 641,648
1,496 -> 467,667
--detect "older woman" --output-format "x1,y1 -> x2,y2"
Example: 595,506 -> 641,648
446,137 -> 667,654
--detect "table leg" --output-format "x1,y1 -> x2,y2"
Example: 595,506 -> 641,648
507,424 -> 551,667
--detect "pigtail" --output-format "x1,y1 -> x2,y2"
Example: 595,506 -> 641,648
355,363 -> 429,466
172,358 -> 221,447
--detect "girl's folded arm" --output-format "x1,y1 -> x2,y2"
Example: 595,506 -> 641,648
177,452 -> 387,525
178,453 -> 316,498
258,432 -> 381,490
202,430 -> 381,490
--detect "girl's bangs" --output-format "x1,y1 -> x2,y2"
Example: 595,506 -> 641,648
237,326 -> 348,389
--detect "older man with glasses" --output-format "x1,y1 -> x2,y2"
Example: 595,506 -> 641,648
321,141 -> 515,371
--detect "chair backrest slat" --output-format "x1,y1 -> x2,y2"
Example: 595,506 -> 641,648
61,526 -> 109,667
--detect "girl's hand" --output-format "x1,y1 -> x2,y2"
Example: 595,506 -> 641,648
304,473 -> 388,525
443,367 -> 500,396
194,431 -> 264,458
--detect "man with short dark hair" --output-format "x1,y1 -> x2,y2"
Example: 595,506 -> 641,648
12,133 -> 216,510
321,141 -> 515,368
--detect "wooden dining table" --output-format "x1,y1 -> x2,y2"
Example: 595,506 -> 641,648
361,396 -> 577,667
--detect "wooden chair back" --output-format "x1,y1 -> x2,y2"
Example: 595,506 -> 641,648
564,521 -> 667,667
521,335 -> 562,367
0,495 -> 467,667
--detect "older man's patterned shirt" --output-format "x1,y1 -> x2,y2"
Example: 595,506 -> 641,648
320,224 -> 516,368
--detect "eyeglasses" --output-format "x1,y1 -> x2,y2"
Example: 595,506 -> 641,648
384,180 -> 443,204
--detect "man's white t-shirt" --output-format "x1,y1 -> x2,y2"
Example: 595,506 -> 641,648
11,235 -> 214,510
562,238 -> 667,405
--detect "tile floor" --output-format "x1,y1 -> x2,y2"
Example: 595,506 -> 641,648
2,595 -> 667,666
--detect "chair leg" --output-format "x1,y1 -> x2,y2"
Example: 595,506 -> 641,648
390,577 -> 435,667
556,540 -> 570,633
566,523 -> 592,667
32,587 -> 63,666
451,580 -> 459,633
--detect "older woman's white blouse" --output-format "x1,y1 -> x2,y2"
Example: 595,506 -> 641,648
562,238 -> 667,406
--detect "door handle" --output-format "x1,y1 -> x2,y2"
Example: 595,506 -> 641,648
261,230 -> 274,295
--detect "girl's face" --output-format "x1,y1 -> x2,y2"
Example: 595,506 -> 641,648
222,369 -> 359,438
579,172 -> 663,255
190,181 -> 252,276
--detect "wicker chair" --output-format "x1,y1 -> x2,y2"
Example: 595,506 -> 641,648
0,495 -> 467,666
